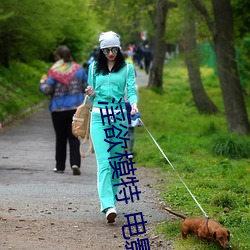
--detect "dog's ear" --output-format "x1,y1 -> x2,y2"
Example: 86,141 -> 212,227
213,231 -> 217,240
227,230 -> 230,240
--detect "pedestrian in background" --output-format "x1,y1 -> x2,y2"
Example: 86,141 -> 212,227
84,46 -> 99,72
143,44 -> 153,74
39,45 -> 88,175
85,31 -> 138,223
134,44 -> 144,69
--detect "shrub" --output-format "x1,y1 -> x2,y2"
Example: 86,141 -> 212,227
210,135 -> 250,159
210,191 -> 237,209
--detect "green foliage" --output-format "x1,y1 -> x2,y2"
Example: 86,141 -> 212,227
0,0 -> 100,66
165,3 -> 184,44
92,0 -> 155,46
135,58 -> 250,249
0,60 -> 49,122
164,0 -> 213,45
236,37 -> 250,95
154,221 -> 181,240
232,0 -> 250,39
210,191 -> 238,209
210,134 -> 250,159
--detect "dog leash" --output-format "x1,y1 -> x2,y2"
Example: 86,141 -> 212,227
139,118 -> 209,218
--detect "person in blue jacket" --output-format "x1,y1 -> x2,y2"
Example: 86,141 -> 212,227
85,31 -> 138,223
39,45 -> 88,175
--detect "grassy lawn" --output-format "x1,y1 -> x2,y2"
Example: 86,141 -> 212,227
0,60 -> 49,123
134,58 -> 250,250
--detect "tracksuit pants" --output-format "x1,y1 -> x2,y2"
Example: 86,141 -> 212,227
90,109 -> 128,212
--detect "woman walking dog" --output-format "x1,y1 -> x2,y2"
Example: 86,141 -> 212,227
85,31 -> 138,223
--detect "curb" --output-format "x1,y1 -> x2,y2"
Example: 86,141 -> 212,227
0,99 -> 48,128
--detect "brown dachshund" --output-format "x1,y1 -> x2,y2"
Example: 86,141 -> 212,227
162,207 -> 231,249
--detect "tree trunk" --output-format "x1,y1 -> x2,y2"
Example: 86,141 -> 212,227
184,4 -> 218,114
191,0 -> 250,134
147,0 -> 169,89
212,0 -> 250,134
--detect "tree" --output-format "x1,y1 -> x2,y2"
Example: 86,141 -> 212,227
232,0 -> 250,40
232,0 -> 250,96
148,0 -> 177,89
184,1 -> 218,114
0,0 -> 98,66
91,0 -> 155,48
191,0 -> 250,134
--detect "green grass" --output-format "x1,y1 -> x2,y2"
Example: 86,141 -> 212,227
134,59 -> 250,250
0,60 -> 50,123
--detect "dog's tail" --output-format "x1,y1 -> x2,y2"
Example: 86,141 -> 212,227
162,206 -> 187,220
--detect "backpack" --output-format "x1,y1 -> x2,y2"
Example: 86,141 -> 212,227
72,95 -> 94,158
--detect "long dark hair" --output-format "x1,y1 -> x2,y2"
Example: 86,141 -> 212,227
95,48 -> 126,75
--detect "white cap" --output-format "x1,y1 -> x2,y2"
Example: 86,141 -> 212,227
99,31 -> 121,49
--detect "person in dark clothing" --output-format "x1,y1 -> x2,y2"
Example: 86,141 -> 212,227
84,46 -> 100,73
133,45 -> 143,69
143,44 -> 152,74
39,45 -> 88,175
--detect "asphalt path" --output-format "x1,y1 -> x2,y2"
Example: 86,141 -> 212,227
0,69 -> 172,249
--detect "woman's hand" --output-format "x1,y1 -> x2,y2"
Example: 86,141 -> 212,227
85,86 -> 95,97
131,103 -> 138,116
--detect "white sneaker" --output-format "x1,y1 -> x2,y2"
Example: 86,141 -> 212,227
105,207 -> 117,223
53,168 -> 64,173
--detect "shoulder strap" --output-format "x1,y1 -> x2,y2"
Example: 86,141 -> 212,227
83,94 -> 88,105
126,62 -> 129,85
79,107 -> 94,158
92,61 -> 95,89
124,62 -> 130,100
77,95 -> 93,158
79,135 -> 94,158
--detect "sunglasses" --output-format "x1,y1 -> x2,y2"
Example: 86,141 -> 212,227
102,47 -> 119,55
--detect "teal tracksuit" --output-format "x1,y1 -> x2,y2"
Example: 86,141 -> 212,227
88,62 -> 137,212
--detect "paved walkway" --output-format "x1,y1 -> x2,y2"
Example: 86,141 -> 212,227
135,68 -> 149,88
0,70 -> 172,249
